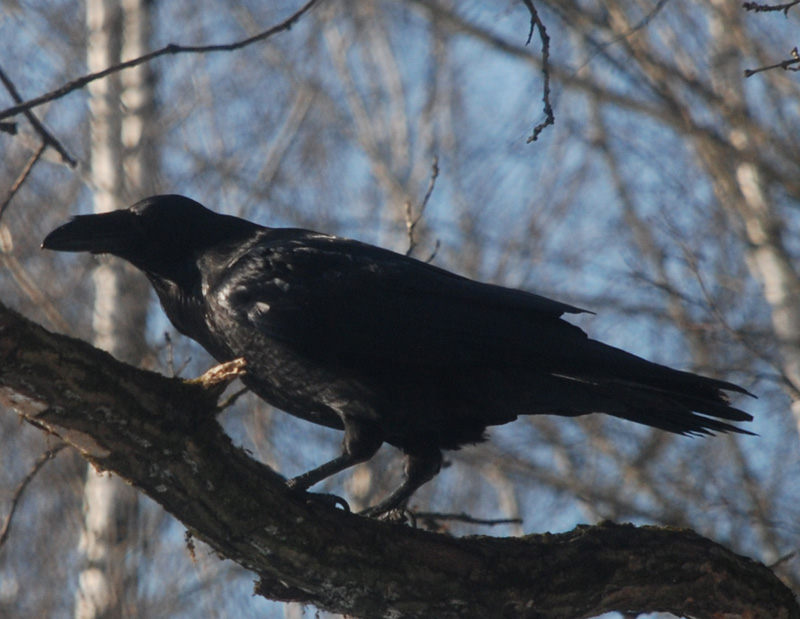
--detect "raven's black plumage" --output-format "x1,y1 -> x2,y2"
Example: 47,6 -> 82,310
43,195 -> 754,516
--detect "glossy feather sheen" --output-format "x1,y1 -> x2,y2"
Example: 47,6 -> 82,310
43,195 -> 754,514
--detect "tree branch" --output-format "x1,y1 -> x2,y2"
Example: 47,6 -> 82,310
743,0 -> 800,15
0,300 -> 796,619
0,0 -> 323,122
0,142 -> 46,223
0,63 -> 77,167
405,156 -> 439,258
521,0 -> 555,142
744,47 -> 800,77
0,443 -> 66,552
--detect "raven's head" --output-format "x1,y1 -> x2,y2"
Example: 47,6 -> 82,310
43,194 -> 259,280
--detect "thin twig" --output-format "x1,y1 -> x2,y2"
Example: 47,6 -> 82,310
0,251 -> 72,333
522,0 -> 555,142
0,444 -> 66,552
0,142 -> 46,224
573,0 -> 671,78
164,332 -> 194,378
423,239 -> 441,264
218,387 -> 250,412
744,47 -> 800,77
165,332 -> 175,377
0,64 -> 77,167
743,0 -> 800,15
0,0 -> 323,123
185,529 -> 197,562
768,549 -> 798,569
405,156 -> 439,257
419,156 -> 439,215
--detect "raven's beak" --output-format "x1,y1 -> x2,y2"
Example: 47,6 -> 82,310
42,210 -> 140,256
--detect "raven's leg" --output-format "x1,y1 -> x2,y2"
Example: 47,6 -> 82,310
286,416 -> 383,491
359,448 -> 443,518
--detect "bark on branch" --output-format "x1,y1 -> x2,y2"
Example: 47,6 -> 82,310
0,300 -> 796,619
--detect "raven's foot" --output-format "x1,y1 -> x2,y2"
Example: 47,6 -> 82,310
184,358 -> 248,412
191,358 -> 247,391
286,478 -> 351,512
304,492 -> 351,512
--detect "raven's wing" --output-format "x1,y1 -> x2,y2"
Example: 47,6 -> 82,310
212,229 -> 591,368
210,229 -> 752,435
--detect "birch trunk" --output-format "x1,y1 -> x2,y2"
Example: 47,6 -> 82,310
76,0 -> 153,616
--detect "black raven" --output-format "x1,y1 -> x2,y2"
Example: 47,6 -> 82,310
43,195 -> 754,517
